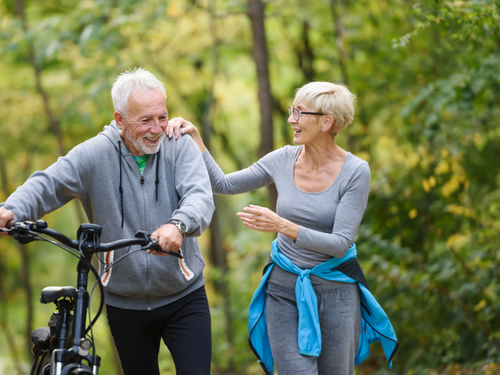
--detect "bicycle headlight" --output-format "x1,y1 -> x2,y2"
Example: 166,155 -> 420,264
80,338 -> 92,350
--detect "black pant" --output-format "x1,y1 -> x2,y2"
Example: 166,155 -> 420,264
106,286 -> 212,375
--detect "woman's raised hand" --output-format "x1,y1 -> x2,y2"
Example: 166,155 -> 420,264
167,117 -> 207,153
237,204 -> 299,241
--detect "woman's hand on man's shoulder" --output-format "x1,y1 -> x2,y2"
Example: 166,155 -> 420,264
167,117 -> 207,153
167,117 -> 198,140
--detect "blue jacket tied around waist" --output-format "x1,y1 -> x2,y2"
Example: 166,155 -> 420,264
248,240 -> 399,375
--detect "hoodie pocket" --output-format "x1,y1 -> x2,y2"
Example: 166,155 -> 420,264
99,246 -> 130,287
147,248 -> 205,297
102,246 -> 149,297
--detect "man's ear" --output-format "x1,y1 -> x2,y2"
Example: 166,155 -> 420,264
114,111 -> 126,131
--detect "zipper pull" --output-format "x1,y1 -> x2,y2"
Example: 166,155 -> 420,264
141,176 -> 144,185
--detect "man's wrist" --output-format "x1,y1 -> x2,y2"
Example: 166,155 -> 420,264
167,219 -> 187,236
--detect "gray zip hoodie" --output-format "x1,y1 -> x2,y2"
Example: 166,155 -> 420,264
1,122 -> 215,310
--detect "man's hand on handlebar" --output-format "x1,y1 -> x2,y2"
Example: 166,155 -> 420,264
0,208 -> 15,236
149,224 -> 184,256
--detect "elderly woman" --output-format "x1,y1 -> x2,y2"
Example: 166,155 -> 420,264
168,82 -> 398,375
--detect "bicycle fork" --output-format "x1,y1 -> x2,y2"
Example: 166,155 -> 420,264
50,351 -> 100,375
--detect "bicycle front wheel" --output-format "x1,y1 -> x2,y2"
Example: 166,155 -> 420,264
60,363 -> 94,375
35,350 -> 51,375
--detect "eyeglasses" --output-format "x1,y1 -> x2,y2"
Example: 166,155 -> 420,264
288,106 -> 325,122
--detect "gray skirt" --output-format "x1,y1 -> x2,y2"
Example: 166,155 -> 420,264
266,265 -> 361,375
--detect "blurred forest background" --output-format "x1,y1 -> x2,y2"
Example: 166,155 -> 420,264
0,0 -> 499,374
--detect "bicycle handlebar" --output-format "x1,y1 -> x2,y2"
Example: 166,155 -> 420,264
0,220 -> 183,258
1,219 -> 185,358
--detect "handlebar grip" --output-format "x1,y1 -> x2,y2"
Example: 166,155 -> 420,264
145,239 -> 183,259
165,250 -> 183,259
0,220 -> 14,235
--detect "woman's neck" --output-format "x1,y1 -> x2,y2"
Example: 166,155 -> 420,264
299,139 -> 348,168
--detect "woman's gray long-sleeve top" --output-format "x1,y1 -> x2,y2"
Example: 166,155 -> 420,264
203,145 -> 370,269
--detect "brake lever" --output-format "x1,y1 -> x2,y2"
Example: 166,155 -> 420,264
142,238 -> 184,259
8,222 -> 37,244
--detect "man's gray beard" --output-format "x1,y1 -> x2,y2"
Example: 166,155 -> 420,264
125,126 -> 163,155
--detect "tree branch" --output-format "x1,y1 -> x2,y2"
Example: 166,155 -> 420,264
14,0 -> 65,156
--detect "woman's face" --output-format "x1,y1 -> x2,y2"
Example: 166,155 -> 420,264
288,100 -> 323,146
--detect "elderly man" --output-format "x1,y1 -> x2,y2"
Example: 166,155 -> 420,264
0,68 -> 215,374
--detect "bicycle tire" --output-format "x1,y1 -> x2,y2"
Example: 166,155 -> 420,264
68,370 -> 93,375
60,363 -> 94,375
35,350 -> 51,375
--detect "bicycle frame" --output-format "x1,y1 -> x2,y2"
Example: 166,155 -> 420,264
49,244 -> 99,375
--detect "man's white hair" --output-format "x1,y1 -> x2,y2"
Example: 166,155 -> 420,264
294,82 -> 356,136
111,67 -> 166,117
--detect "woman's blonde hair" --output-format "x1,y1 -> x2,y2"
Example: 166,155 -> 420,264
293,82 -> 356,136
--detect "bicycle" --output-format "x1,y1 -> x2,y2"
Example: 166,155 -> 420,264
0,220 -> 183,375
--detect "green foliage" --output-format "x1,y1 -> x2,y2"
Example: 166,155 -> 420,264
0,0 -> 499,374
359,0 -> 500,371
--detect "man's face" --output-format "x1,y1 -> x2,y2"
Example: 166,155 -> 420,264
116,89 -> 168,156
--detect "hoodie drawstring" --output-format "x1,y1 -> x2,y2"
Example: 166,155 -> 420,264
118,140 -> 160,226
155,153 -> 160,201
118,140 -> 124,229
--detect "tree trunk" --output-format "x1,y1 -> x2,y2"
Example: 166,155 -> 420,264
247,0 -> 277,211
0,153 -> 8,198
330,0 -> 356,151
0,282 -> 24,375
204,2 -> 236,371
12,0 -> 89,358
330,0 -> 349,87
1,150 -> 34,356
296,21 -> 315,82
17,243 -> 33,355
14,0 -> 86,226
0,229 -> 23,374
14,0 -> 64,156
